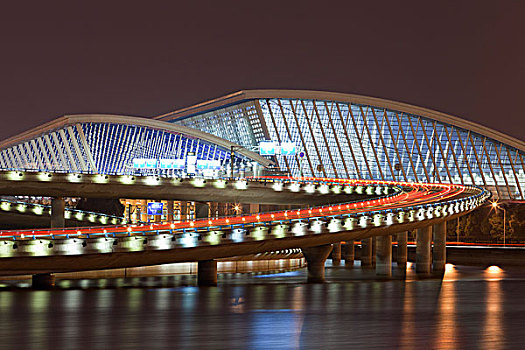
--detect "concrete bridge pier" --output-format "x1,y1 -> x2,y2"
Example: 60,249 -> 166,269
32,273 -> 55,289
416,226 -> 432,274
50,197 -> 65,228
167,200 -> 174,221
301,244 -> 333,283
372,237 -> 376,265
140,200 -> 148,222
197,260 -> 217,286
195,202 -> 210,219
397,231 -> 408,267
331,242 -> 342,266
344,240 -> 354,267
376,235 -> 392,277
249,203 -> 260,214
394,231 -> 408,278
217,203 -> 228,217
433,221 -> 447,274
361,238 -> 373,268
180,201 -> 188,221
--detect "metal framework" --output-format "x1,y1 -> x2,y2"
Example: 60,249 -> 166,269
0,115 -> 270,175
0,91 -> 523,200
158,90 -> 525,200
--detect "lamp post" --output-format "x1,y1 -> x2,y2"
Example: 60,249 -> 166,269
491,201 -> 506,247
230,145 -> 249,178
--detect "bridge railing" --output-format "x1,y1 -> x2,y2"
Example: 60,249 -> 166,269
0,176 -> 491,242
0,198 -> 127,225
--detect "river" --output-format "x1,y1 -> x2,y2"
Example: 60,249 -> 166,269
1,263 -> 524,349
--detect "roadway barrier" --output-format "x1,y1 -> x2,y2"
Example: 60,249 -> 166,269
0,175 -> 491,275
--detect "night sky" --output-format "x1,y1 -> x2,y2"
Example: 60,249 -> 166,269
0,1 -> 523,142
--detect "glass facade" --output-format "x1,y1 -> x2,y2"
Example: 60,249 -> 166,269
0,122 -> 250,175
176,101 -> 265,150
169,97 -> 525,200
1,92 -> 523,200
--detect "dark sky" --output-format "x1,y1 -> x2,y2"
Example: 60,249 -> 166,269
1,0 -> 523,141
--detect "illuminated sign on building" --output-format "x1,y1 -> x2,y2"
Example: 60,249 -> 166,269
158,159 -> 185,169
196,159 -> 221,170
132,157 -> 221,172
259,141 -> 296,156
133,158 -> 158,169
134,158 -> 185,169
147,202 -> 163,216
259,141 -> 277,155
280,142 -> 296,156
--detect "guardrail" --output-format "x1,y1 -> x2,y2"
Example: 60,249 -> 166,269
0,176 -> 490,261
0,198 -> 127,225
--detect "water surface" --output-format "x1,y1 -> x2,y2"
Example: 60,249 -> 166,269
1,264 -> 524,349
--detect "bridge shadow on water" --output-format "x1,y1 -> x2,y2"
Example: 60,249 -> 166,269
1,263 -> 525,349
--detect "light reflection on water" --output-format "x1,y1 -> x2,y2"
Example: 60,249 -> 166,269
0,265 -> 525,349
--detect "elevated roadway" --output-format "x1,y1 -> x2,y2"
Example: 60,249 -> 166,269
0,197 -> 125,228
0,171 -> 358,205
0,174 -> 490,282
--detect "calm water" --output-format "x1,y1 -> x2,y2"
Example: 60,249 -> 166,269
1,264 -> 524,349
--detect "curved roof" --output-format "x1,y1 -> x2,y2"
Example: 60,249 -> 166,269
0,114 -> 272,167
156,89 -> 525,152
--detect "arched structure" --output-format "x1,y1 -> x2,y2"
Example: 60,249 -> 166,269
0,114 -> 271,175
156,90 -> 525,200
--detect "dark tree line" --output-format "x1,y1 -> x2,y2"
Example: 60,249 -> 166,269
445,203 -> 525,244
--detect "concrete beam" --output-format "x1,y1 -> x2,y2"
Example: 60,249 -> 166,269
0,172 -> 364,205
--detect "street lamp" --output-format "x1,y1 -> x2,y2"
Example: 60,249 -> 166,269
230,145 -> 246,178
491,201 -> 506,247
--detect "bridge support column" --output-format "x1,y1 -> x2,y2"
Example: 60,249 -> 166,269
32,273 -> 55,289
397,231 -> 408,267
433,221 -> 447,274
372,237 -> 377,265
50,197 -> 65,228
155,203 -> 162,223
140,200 -> 148,222
344,240 -> 354,267
301,244 -> 333,283
376,235 -> 392,277
180,201 -> 188,221
331,242 -> 341,266
195,202 -> 210,219
197,260 -> 217,286
249,203 -> 260,214
167,200 -> 174,221
217,203 -> 226,217
208,202 -> 218,218
361,238 -> 373,268
416,226 -> 432,274
134,201 -> 141,222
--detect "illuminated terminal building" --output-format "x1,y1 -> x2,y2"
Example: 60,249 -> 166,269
0,115 -> 270,178
0,90 -> 524,201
